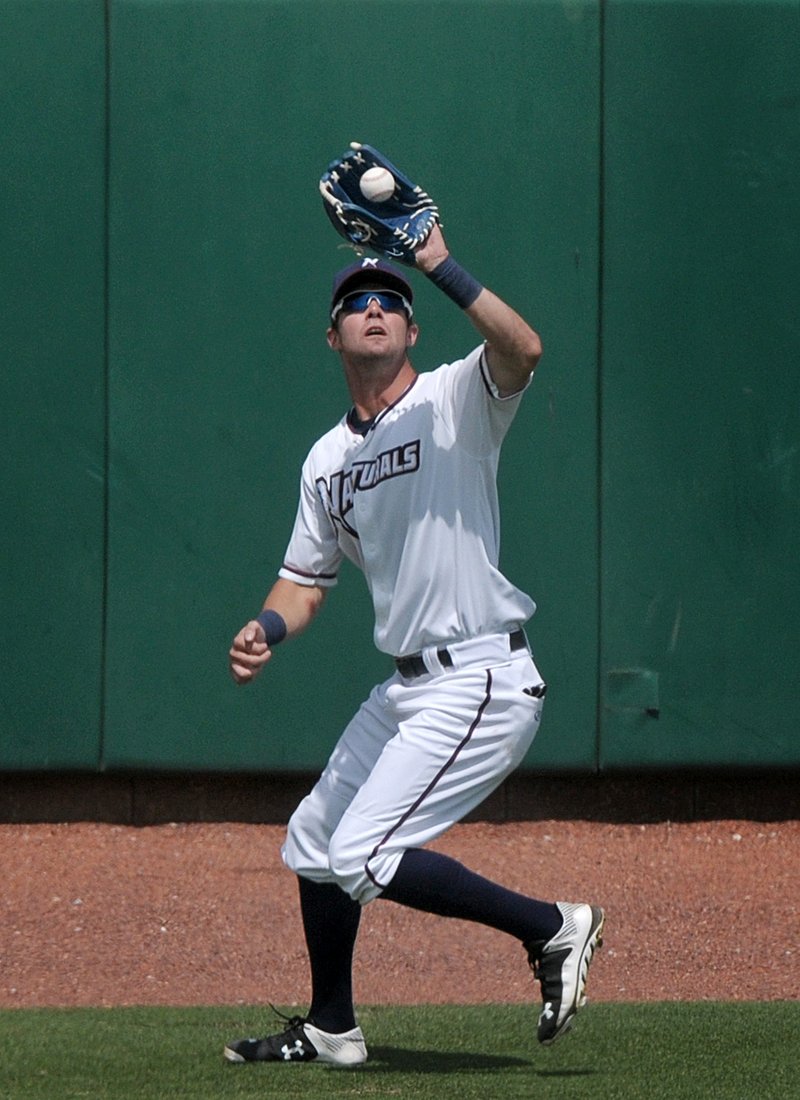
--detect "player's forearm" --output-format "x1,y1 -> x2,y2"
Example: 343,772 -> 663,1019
260,577 -> 326,640
465,289 -> 542,394
416,227 -> 541,394
231,579 -> 322,685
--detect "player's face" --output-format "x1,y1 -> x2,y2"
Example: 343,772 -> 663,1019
327,285 -> 418,364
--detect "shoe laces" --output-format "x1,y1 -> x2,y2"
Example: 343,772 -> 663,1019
525,939 -> 546,978
268,1003 -> 309,1033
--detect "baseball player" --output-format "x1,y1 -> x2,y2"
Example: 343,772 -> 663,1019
224,211 -> 604,1064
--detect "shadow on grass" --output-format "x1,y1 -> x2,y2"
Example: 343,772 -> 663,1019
364,1047 -> 598,1077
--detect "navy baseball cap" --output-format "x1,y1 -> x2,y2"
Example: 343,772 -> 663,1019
330,257 -> 414,315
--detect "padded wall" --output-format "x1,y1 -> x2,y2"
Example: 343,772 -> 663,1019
2,1 -> 797,776
600,0 -> 800,767
1,0 -> 107,767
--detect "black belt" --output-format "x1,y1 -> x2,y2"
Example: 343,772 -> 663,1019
394,629 -> 527,680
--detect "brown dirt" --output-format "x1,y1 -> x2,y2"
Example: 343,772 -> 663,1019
1,819 -> 797,1009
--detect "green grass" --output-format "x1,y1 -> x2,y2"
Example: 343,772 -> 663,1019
1,1003 -> 797,1099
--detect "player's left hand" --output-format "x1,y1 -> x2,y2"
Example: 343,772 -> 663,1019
319,141 -> 439,265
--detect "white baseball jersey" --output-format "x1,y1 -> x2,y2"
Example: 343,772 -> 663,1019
278,343 -> 536,657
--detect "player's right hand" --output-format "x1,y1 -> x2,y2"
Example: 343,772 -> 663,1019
229,621 -> 272,684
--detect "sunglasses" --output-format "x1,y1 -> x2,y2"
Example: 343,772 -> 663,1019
331,290 -> 413,322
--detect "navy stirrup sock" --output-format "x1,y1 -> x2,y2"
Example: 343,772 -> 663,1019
298,877 -> 361,1033
380,848 -> 562,944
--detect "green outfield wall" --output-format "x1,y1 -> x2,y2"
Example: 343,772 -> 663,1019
2,1 -> 798,775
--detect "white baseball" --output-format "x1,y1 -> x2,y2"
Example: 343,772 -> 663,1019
359,166 -> 395,203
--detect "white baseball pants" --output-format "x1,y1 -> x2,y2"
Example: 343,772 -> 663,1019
282,632 -> 545,904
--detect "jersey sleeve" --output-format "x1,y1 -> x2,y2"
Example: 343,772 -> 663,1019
278,457 -> 342,588
436,344 -> 532,458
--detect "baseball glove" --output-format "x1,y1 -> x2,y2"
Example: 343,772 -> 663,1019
319,142 -> 439,265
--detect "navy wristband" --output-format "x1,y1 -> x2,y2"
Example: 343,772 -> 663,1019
426,256 -> 483,309
256,609 -> 287,646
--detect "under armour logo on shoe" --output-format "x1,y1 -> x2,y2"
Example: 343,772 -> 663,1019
540,1002 -> 554,1022
281,1040 -> 305,1060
